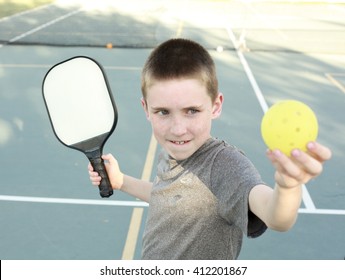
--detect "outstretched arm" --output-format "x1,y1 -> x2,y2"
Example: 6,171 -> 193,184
249,141 -> 332,231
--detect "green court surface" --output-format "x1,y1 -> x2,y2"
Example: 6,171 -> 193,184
0,0 -> 344,260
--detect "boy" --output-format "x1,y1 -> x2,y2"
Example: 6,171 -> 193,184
88,38 -> 331,259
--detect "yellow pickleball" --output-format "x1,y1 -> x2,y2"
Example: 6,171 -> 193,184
261,100 -> 318,156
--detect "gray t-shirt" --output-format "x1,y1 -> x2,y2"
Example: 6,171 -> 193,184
141,138 -> 267,260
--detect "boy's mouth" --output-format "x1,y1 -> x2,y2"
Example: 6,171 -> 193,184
170,140 -> 191,145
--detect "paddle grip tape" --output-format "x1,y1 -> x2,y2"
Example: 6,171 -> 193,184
89,157 -> 113,198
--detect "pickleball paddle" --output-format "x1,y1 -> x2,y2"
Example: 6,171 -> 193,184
42,56 -> 118,198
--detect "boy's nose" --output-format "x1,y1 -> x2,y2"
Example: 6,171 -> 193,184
170,117 -> 187,136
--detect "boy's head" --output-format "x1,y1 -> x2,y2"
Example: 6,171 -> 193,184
141,38 -> 218,103
140,39 -> 223,160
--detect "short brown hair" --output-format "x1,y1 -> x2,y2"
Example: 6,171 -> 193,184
141,38 -> 218,102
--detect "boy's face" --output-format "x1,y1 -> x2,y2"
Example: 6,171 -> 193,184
142,78 -> 223,161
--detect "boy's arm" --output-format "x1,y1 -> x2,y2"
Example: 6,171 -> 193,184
121,175 -> 152,203
249,141 -> 332,231
88,154 -> 152,203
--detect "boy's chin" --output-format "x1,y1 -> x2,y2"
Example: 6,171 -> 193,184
167,149 -> 196,161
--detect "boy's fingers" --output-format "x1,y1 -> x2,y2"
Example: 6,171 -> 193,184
267,150 -> 300,176
306,142 -> 332,162
101,154 -> 111,160
291,149 -> 323,177
89,170 -> 100,177
102,153 -> 116,165
88,163 -> 94,171
268,150 -> 308,182
267,144 -> 331,189
268,141 -> 331,177
89,173 -> 101,186
278,152 -> 306,181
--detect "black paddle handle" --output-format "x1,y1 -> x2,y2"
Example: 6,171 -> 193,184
89,157 -> 113,198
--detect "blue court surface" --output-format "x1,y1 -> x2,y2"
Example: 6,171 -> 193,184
0,0 -> 344,260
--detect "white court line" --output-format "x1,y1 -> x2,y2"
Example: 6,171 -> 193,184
227,26 -> 269,113
226,26 -> 317,212
0,195 -> 148,207
0,8 -> 83,48
8,9 -> 83,43
302,184 -> 316,210
1,194 -> 344,215
298,208 -> 345,216
325,73 -> 345,95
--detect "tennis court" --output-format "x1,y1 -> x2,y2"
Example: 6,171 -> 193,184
0,0 -> 344,260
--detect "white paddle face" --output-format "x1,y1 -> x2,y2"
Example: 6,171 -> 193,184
43,57 -> 115,146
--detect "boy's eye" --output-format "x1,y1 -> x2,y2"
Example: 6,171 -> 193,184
187,108 -> 200,115
157,110 -> 169,116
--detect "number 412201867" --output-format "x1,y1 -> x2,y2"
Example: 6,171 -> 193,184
192,266 -> 247,276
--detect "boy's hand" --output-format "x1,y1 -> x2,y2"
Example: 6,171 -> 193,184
88,153 -> 124,190
266,141 -> 332,189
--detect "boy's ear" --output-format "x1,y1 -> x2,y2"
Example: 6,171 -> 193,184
141,98 -> 150,120
212,92 -> 223,119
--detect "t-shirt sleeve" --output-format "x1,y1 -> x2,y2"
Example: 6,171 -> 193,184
210,146 -> 267,238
